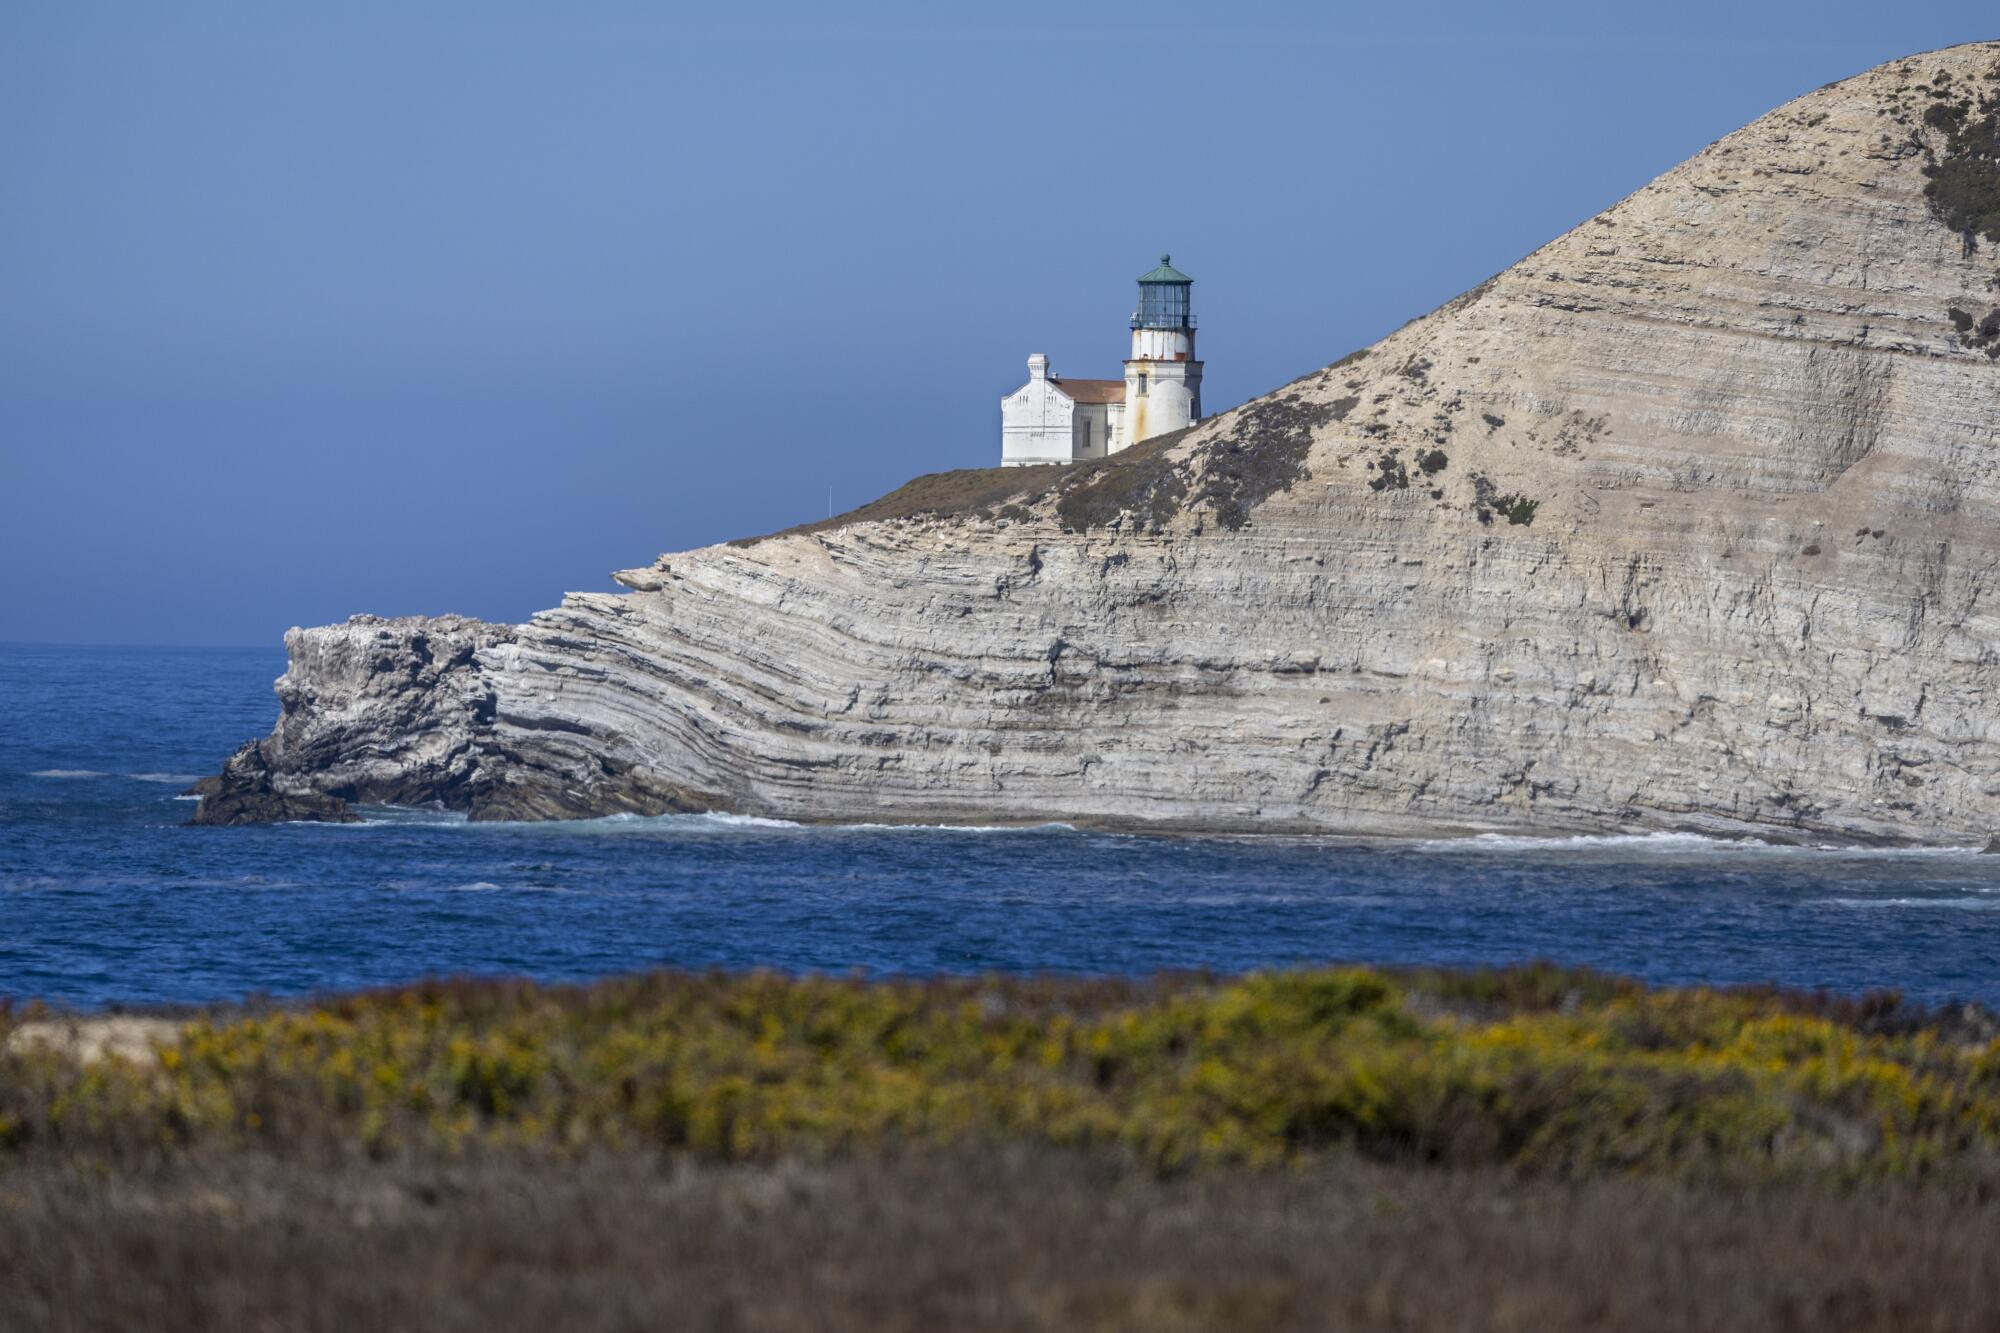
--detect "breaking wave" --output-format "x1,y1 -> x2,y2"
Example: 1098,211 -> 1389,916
1814,896 -> 2000,910
30,769 -> 202,785
329,807 -> 1077,836
1411,831 -> 1987,858
832,820 -> 1079,835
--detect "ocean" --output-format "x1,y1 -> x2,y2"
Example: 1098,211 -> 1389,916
1,642 -> 1995,1010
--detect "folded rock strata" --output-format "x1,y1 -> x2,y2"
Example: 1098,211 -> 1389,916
201,45 -> 2000,844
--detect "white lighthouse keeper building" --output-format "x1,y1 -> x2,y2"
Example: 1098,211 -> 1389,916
1000,255 -> 1205,466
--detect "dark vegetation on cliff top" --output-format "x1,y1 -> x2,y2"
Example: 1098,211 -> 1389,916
731,462 -> 1074,546
742,385 -> 1337,544
1049,431 -> 1193,533
1946,301 -> 2000,356
1919,57 -> 2000,248
1472,474 -> 1540,526
1050,397 -> 1328,534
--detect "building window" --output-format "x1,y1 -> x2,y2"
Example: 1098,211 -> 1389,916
1135,375 -> 1148,397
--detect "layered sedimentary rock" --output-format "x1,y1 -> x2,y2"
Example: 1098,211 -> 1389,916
202,45 -> 2000,843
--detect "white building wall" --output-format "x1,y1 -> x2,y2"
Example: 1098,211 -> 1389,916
1073,403 -> 1111,460
1000,354 -> 1077,466
1128,327 -> 1195,361
1120,357 -> 1202,449
1000,277 -> 1208,462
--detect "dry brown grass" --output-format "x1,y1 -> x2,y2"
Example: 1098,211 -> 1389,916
730,464 -> 1069,546
3,1148 -> 1996,1333
731,429 -> 1199,546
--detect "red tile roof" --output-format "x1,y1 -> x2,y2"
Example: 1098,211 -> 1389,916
1052,377 -> 1125,404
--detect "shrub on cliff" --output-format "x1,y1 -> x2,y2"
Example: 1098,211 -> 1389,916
1921,62 -> 2000,247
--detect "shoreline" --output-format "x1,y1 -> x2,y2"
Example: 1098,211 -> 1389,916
14,953 -> 2000,1025
207,795 -> 1999,853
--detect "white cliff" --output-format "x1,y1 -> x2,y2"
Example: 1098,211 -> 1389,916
202,44 -> 2000,844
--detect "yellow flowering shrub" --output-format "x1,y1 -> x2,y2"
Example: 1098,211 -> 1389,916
2,965 -> 1996,1180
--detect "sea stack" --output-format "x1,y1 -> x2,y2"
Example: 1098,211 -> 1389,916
201,44 -> 2000,845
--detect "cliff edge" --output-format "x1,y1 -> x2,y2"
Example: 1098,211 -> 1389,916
201,45 -> 2000,843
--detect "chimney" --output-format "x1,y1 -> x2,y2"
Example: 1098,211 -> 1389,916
1027,353 -> 1049,381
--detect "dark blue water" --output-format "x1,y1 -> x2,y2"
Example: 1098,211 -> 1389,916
2,642 -> 1997,1009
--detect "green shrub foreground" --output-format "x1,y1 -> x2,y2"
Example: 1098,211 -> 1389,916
4,965 -> 1999,1180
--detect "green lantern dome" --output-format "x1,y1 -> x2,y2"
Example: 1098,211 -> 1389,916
1133,254 -> 1194,330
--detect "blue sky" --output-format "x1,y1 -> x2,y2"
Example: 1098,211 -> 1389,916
3,2 -> 1994,645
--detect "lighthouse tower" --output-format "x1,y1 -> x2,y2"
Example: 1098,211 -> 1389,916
1120,254 -> 1202,448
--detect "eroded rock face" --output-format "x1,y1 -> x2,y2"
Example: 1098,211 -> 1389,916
191,742 -> 359,826
195,615 -> 513,824
202,46 -> 2000,844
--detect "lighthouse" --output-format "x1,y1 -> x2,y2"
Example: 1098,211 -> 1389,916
998,254 -> 1206,466
1122,254 -> 1202,447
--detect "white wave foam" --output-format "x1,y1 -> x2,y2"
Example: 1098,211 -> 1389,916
254,808 -> 741,832
357,807 -> 468,827
831,821 -> 1079,834
406,809 -> 805,833
250,805 -> 1970,855
1816,896 -> 2000,910
547,810 -> 804,832
374,876 -> 577,894
1412,830 -> 1987,858
437,809 -> 1068,835
29,769 -> 206,785
689,811 -> 803,829
1419,831 -> 1776,853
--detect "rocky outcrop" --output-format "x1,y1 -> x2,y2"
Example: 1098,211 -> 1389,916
202,45 -> 2000,844
194,615 -> 514,824
190,742 -> 359,826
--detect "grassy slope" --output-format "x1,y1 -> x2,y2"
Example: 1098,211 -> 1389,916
728,428 -> 1197,545
7,1150 -> 1999,1333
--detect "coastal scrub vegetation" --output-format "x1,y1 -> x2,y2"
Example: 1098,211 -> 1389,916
1184,394 -> 1328,529
1054,389 -> 1332,533
1367,451 -> 1410,491
7,965 -> 2000,1331
1472,474 -> 1540,526
733,463 -> 1071,546
1945,302 -> 2000,356
1919,59 -> 2000,248
1052,430 -> 1192,533
737,380 -> 1334,541
6,964 -> 1998,1180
